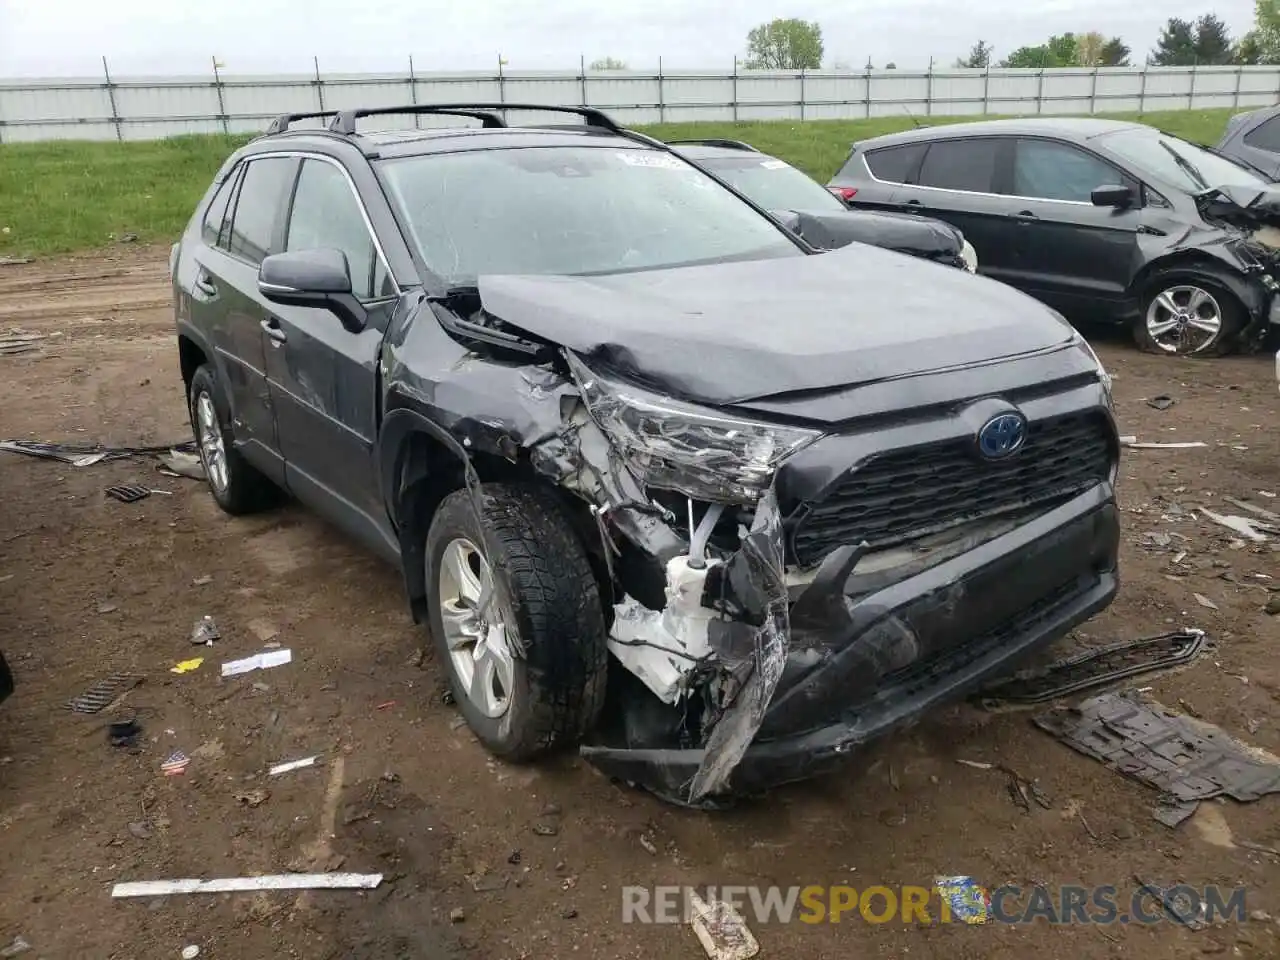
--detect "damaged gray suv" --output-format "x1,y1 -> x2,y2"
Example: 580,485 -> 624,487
171,104 -> 1121,806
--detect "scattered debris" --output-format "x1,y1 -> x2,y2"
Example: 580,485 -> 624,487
170,657 -> 204,675
111,873 -> 384,897
190,616 -> 219,646
160,750 -> 190,776
191,575 -> 213,586
269,756 -> 319,776
1119,436 -> 1208,449
1265,596 -> 1280,616
449,907 -> 466,923
66,674 -> 140,713
976,630 -> 1205,707
688,890 -> 759,960
181,947 -> 200,960
103,484 -> 152,503
1222,495 -> 1280,526
118,232 -> 138,243
956,759 -> 994,770
108,719 -> 142,748
235,789 -> 270,808
127,820 -> 154,840
158,449 -> 206,479
96,602 -> 119,614
1035,693 -> 1280,828
935,876 -> 990,924
1134,874 -> 1209,930
0,438 -> 197,467
562,907 -> 579,919
1199,506 -> 1271,542
0,936 -> 31,958
1193,593 -> 1219,611
0,256 -> 32,266
221,649 -> 292,677
507,850 -> 522,864
0,332 -> 46,357
1146,395 -> 1176,410
639,834 -> 658,856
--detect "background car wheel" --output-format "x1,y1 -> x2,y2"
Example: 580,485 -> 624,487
426,483 -> 608,760
1134,273 -> 1243,357
187,364 -> 279,515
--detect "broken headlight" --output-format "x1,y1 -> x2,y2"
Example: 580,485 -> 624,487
568,357 -> 822,504
1072,330 -> 1113,410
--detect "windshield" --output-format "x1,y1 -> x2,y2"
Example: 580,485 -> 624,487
699,155 -> 848,213
377,146 -> 802,283
1097,129 -> 1268,193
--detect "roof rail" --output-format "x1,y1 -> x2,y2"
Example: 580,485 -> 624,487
264,110 -> 341,135
666,138 -> 760,152
326,102 -> 622,136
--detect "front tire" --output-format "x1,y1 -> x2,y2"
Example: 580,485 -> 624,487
425,483 -> 608,760
1134,272 -> 1243,357
188,364 -> 279,515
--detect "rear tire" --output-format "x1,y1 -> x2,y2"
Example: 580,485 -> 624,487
425,483 -> 608,760
188,364 -> 279,515
1133,271 -> 1243,357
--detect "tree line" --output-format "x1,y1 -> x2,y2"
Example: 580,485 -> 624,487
589,7 -> 1280,73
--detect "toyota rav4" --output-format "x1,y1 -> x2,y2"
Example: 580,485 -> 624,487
171,104 -> 1120,806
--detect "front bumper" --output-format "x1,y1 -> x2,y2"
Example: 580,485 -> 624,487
582,485 -> 1119,804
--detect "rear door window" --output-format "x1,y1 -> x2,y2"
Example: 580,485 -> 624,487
225,157 -> 297,266
863,143 -> 928,183
1243,115 -> 1280,152
1012,139 -> 1124,203
916,139 -> 1001,193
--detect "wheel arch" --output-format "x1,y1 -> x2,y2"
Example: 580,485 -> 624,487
1129,251 -> 1266,321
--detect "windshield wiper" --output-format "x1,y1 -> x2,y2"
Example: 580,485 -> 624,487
1158,139 -> 1210,192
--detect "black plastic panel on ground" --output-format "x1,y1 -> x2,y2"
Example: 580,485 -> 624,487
791,412 -> 1113,565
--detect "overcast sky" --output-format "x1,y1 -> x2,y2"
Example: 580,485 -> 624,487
0,0 -> 1258,77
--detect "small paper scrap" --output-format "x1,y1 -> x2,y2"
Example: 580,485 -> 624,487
269,756 -> 318,776
221,649 -> 292,677
110,872 -> 383,898
170,658 -> 204,675
161,750 -> 190,776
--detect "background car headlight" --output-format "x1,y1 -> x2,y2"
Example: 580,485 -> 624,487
960,239 -> 978,273
568,357 -> 822,504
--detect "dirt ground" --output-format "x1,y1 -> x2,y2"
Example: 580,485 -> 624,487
0,247 -> 1278,960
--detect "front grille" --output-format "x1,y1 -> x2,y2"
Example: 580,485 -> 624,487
791,412 -> 1113,565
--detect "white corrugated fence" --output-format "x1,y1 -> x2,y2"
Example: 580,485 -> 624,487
1,61 -> 1278,142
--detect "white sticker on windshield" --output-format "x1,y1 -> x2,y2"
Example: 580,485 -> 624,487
616,151 -> 685,169
760,159 -> 788,169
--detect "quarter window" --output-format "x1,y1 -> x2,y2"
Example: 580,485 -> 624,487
863,143 -> 928,184
916,139 -> 1000,193
225,157 -> 296,266
1012,139 -> 1121,203
285,159 -> 391,300
201,168 -> 238,249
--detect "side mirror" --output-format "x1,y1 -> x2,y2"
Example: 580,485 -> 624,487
1091,184 -> 1134,209
258,248 -> 366,332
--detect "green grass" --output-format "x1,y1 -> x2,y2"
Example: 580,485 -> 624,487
0,108 -> 1247,257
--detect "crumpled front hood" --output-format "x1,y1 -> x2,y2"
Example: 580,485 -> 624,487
1198,183 -> 1280,227
786,207 -> 964,259
476,244 -> 1075,405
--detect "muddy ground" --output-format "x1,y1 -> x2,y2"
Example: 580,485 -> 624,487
0,247 -> 1278,960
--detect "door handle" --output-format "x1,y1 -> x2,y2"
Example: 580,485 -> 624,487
260,317 -> 287,345
194,275 -> 217,297
1014,210 -> 1039,221
901,198 -> 922,207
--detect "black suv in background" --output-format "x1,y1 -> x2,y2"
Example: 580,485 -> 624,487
829,117 -> 1280,357
668,139 -> 978,271
171,103 -> 1119,806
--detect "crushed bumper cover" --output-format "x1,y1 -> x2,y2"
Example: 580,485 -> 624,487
581,485 -> 1119,805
